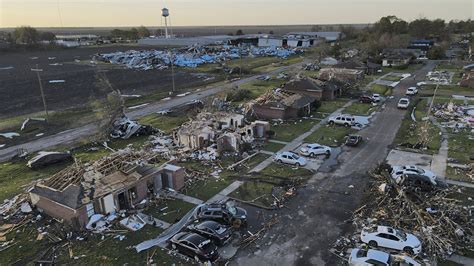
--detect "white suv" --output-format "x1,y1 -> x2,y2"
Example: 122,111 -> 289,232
328,114 -> 355,127
406,87 -> 418,95
397,98 -> 410,109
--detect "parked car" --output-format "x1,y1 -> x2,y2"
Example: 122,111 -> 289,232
345,135 -> 363,147
349,248 -> 420,266
397,98 -> 410,109
274,151 -> 307,166
299,143 -> 331,157
406,87 -> 418,95
170,232 -> 219,262
187,220 -> 232,245
372,94 -> 381,102
359,95 -> 375,104
361,226 -> 422,255
195,202 -> 247,226
328,114 -> 356,127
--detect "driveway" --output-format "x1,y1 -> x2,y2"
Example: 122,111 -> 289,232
231,61 -> 438,265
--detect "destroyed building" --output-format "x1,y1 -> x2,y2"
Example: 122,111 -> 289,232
173,112 -> 269,152
318,68 -> 365,83
460,63 -> 474,88
29,151 -> 185,229
250,89 -> 317,120
283,77 -> 342,101
333,60 -> 382,75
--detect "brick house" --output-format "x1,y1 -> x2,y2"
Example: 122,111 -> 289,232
252,89 -> 317,120
30,158 -> 185,230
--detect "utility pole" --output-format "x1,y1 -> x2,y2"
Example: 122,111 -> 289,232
169,50 -> 176,95
31,65 -> 49,121
239,44 -> 243,77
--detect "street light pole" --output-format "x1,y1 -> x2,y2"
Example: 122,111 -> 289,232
31,64 -> 49,121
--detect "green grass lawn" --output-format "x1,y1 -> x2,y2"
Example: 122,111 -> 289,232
382,75 -> 402,82
252,163 -> 313,185
238,153 -> 271,173
448,130 -> 473,164
446,166 -> 472,183
420,85 -> 474,97
183,177 -> 234,201
382,63 -> 423,73
144,199 -> 197,224
229,181 -> 274,208
272,119 -> 316,142
138,114 -> 189,134
262,141 -> 286,152
304,125 -> 354,147
0,160 -> 71,202
394,119 -> 441,155
344,103 -> 376,115
316,99 -> 350,114
369,84 -> 391,95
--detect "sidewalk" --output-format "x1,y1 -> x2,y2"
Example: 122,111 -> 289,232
250,100 -> 354,173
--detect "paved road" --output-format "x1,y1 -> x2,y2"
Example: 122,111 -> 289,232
232,61 -> 438,266
0,62 -> 303,162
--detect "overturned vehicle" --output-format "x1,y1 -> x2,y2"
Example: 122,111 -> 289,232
110,116 -> 159,140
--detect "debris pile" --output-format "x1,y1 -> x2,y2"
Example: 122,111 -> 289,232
95,46 -> 301,71
110,115 -> 161,139
340,167 -> 472,260
433,102 -> 474,129
427,71 -> 451,84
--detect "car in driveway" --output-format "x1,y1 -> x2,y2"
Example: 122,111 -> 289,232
170,232 -> 219,262
299,143 -> 331,157
406,87 -> 418,95
187,220 -> 232,245
274,151 -> 307,166
349,248 -> 420,266
359,95 -> 375,104
328,114 -> 356,127
361,226 -> 422,255
195,202 -> 247,226
345,134 -> 363,147
372,94 -> 381,102
397,98 -> 410,109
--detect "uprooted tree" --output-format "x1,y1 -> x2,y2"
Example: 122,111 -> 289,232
90,72 -> 124,141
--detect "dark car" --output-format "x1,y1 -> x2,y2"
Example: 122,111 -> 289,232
187,220 -> 232,245
399,174 -> 448,192
346,134 -> 363,146
195,202 -> 247,226
359,95 -> 375,104
170,232 -> 219,262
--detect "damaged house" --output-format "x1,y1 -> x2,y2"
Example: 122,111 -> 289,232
29,151 -> 185,229
460,63 -> 474,88
283,77 -> 342,101
173,112 -> 270,153
333,60 -> 382,75
318,68 -> 364,83
250,89 -> 317,120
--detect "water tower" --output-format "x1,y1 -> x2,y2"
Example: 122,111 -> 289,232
162,8 -> 171,38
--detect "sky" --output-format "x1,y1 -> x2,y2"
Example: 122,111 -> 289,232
0,0 -> 473,28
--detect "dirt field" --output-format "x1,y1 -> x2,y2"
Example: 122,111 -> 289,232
0,46 -> 214,118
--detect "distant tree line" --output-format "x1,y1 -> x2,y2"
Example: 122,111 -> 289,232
334,17 -> 474,60
110,26 -> 150,40
1,26 -> 57,46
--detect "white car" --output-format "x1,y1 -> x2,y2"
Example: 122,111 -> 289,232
397,98 -> 410,109
328,114 -> 356,127
406,87 -> 418,95
349,248 -> 420,266
299,143 -> 331,157
361,226 -> 422,255
372,94 -> 381,102
391,165 -> 437,182
274,152 -> 307,167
